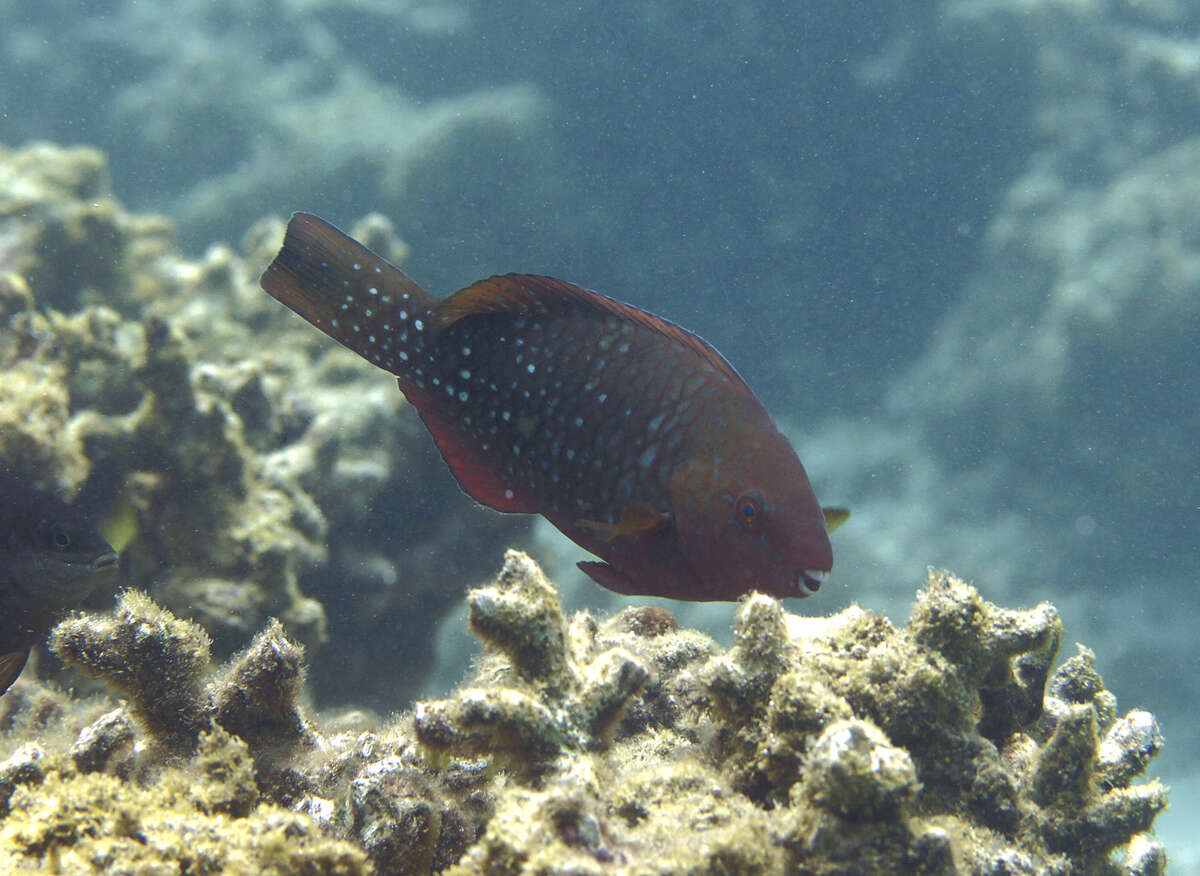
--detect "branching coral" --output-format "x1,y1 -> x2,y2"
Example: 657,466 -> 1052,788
414,556 -> 1167,875
49,591 -> 314,770
2,553 -> 1169,874
414,551 -> 652,775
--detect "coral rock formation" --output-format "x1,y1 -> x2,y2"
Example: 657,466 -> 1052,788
0,552 -> 1168,874
0,141 -> 522,709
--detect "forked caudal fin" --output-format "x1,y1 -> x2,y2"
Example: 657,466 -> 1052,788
260,213 -> 439,375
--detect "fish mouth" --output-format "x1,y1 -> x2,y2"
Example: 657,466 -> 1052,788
90,551 -> 120,573
795,568 -> 828,596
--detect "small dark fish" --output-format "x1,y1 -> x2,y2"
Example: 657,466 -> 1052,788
262,213 -> 846,601
0,472 -> 118,695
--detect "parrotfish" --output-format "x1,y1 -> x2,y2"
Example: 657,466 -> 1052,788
262,213 -> 846,601
1,472 -> 119,695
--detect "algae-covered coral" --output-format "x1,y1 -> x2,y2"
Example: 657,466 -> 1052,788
0,552 -> 1167,874
0,140 -> 521,708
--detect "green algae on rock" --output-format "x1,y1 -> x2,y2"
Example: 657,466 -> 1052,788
0,553 -> 1168,874
0,141 -> 522,709
0,746 -> 368,875
422,553 -> 1168,874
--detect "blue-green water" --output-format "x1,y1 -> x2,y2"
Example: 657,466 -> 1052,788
2,0 -> 1195,866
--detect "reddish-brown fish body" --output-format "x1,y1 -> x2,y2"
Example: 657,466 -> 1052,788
262,213 -> 836,600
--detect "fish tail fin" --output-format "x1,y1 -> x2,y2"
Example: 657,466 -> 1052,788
0,649 -> 30,696
261,213 -> 439,376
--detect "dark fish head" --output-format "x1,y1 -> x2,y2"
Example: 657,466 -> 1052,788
671,428 -> 833,600
1,480 -> 118,602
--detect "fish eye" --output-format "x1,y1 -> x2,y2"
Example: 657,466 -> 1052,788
49,523 -> 72,550
735,491 -> 764,529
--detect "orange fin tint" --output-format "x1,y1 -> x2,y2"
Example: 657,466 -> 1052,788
576,504 -> 671,541
823,507 -> 850,533
437,274 -> 749,388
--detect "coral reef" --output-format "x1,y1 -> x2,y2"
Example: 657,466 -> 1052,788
0,141 -> 522,708
0,732 -> 368,874
0,552 -> 1168,874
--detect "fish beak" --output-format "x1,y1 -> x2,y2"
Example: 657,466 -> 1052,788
90,551 -> 120,573
797,568 -> 827,596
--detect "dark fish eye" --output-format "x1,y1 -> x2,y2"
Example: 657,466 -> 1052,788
49,523 -> 72,550
735,491 -> 764,528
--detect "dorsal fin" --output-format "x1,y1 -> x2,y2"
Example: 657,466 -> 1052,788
436,274 -> 749,388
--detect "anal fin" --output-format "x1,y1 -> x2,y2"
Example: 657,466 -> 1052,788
399,377 -> 535,513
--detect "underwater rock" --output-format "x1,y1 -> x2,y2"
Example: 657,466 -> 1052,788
50,591 -> 213,756
0,141 -> 522,708
48,592 -> 318,778
415,551 -> 652,776
0,552 -> 1170,873
0,762 -> 368,875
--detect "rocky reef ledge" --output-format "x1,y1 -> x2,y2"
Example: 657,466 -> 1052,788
0,551 -> 1166,874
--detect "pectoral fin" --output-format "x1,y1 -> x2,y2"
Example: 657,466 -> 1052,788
576,504 -> 671,542
823,507 -> 850,533
0,650 -> 31,696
